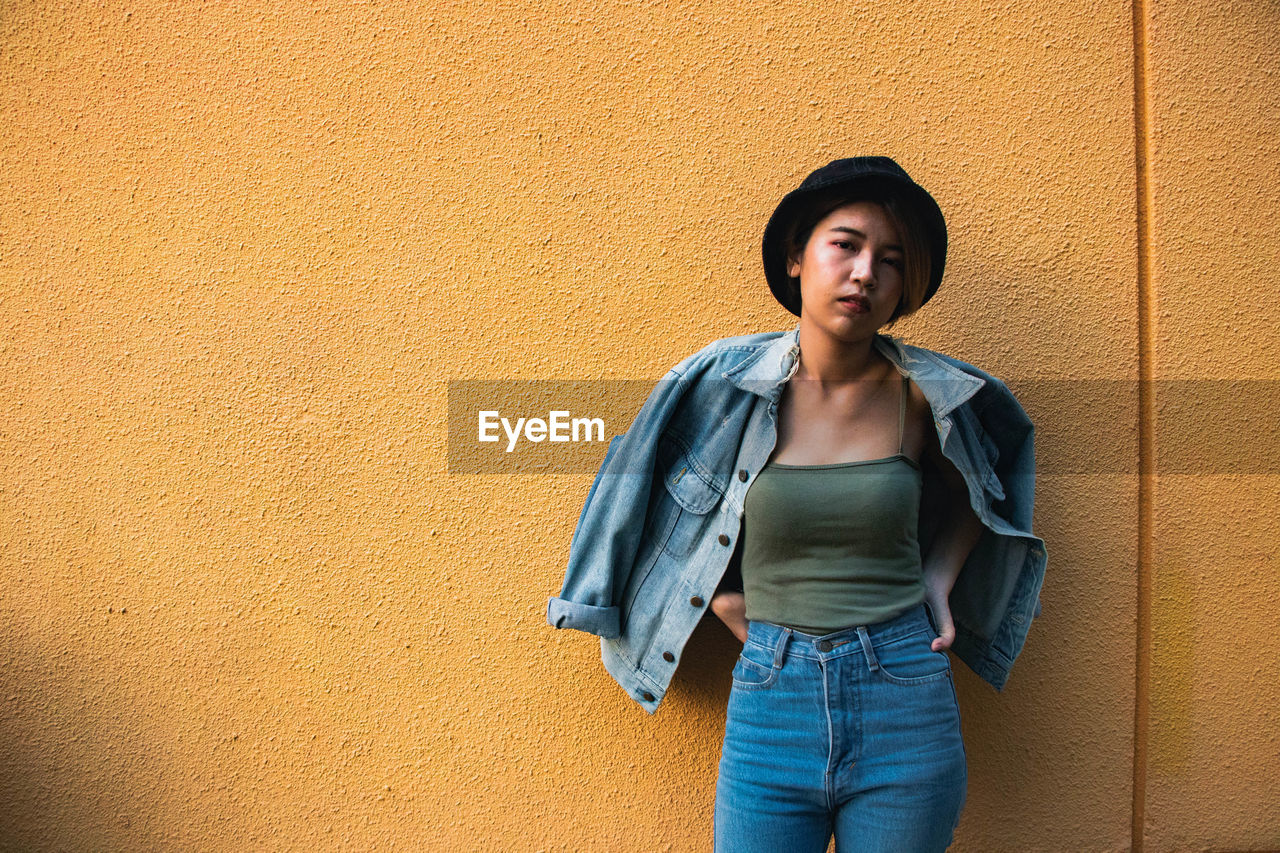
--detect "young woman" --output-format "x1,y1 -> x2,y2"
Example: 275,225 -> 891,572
548,156 -> 1045,853
709,158 -> 983,852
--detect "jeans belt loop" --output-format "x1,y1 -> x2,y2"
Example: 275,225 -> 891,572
856,625 -> 880,672
773,627 -> 792,669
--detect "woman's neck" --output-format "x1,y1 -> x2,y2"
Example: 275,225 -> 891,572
795,325 -> 888,384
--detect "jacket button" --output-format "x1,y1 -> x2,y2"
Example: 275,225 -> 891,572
642,692 -> 655,702
663,651 -> 675,662
738,469 -> 749,482
690,596 -> 704,608
718,534 -> 730,546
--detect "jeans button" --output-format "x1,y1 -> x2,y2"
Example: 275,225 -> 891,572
662,651 -> 675,662
817,640 -> 832,652
690,596 -> 704,608
642,692 -> 655,702
738,469 -> 749,482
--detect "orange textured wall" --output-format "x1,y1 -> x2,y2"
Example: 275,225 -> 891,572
1139,0 -> 1280,849
0,1 -> 1274,850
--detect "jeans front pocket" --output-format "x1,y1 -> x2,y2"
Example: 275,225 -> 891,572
730,637 -> 779,691
872,628 -> 953,686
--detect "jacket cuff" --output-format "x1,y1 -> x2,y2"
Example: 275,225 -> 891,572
547,597 -> 620,639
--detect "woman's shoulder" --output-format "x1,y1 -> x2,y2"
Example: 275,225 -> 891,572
885,336 -> 1032,431
881,334 -> 1011,388
669,329 -> 793,377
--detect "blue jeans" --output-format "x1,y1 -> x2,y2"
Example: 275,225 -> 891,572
714,604 -> 967,852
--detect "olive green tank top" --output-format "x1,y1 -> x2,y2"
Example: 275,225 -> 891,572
741,373 -> 925,633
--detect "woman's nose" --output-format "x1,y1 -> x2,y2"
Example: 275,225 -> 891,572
850,250 -> 876,287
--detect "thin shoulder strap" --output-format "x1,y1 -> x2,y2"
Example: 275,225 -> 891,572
897,373 -> 908,454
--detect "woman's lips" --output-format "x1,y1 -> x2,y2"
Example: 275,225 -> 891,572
837,296 -> 870,313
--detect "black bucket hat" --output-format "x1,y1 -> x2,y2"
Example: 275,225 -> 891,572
761,156 -> 948,317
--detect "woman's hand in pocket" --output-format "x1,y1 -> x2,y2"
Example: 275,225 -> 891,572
710,591 -> 748,643
922,577 -> 957,652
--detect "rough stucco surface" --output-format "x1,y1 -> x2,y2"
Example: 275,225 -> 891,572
1143,1 -> 1280,850
0,0 -> 1272,850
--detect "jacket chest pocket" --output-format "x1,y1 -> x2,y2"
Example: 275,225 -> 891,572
644,433 -> 724,559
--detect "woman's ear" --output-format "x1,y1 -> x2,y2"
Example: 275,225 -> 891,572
786,250 -> 802,279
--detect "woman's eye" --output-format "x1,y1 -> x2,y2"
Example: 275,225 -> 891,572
883,257 -> 904,269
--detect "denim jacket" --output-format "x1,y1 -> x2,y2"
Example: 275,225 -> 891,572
548,326 -> 1047,714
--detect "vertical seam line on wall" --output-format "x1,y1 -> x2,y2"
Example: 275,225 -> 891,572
1131,0 -> 1154,848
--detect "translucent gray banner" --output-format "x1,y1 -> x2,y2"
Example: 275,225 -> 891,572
446,379 -> 1280,475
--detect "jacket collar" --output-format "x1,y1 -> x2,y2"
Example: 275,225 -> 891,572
721,325 -> 801,402
724,324 -> 985,416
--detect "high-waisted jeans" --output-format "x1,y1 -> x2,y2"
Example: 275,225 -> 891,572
714,603 -> 967,852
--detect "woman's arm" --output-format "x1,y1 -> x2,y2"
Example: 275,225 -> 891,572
711,540 -> 749,643
920,426 -> 985,652
710,592 -> 748,643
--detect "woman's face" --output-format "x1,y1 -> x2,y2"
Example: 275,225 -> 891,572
788,200 -> 905,344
